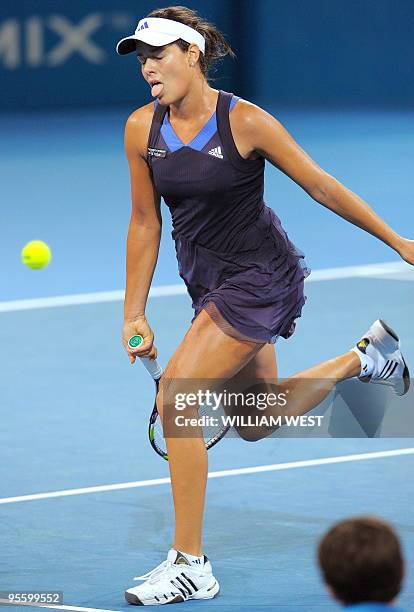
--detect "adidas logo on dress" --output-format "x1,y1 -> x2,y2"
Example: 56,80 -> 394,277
208,146 -> 223,159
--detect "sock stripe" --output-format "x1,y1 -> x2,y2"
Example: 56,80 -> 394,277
352,346 -> 374,378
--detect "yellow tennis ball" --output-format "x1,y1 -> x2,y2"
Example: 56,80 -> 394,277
21,240 -> 52,270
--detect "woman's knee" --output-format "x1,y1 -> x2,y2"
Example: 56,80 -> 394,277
156,371 -> 200,424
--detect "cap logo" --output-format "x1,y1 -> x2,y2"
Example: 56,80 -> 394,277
137,21 -> 149,31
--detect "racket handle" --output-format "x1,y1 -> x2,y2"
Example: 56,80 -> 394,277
128,335 -> 163,380
140,356 -> 163,381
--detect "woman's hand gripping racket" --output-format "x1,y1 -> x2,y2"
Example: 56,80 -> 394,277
128,334 -> 230,461
127,335 -> 167,460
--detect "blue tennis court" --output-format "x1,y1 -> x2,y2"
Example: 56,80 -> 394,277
1,102 -> 414,610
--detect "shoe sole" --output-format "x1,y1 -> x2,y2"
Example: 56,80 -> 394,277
125,579 -> 220,606
125,591 -> 185,605
125,590 -> 143,605
377,319 -> 410,396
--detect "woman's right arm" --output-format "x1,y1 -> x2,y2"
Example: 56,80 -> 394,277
122,107 -> 161,364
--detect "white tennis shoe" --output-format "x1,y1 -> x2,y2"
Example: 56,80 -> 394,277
125,549 -> 220,605
351,319 -> 410,396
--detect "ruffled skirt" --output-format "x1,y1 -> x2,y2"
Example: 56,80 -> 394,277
174,207 -> 311,344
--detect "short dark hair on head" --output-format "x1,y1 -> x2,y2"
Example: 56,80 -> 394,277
147,5 -> 235,80
318,516 -> 404,604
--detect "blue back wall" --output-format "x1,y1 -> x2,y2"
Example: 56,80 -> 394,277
1,0 -> 413,110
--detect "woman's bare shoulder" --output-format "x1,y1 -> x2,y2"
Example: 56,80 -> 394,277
125,101 -> 156,157
126,101 -> 155,126
229,97 -> 265,160
230,97 -> 266,128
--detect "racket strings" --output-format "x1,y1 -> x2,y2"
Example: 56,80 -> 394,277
152,375 -> 230,454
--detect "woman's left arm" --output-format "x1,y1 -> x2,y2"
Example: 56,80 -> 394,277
237,101 -> 414,265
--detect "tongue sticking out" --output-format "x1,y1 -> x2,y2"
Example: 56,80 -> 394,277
151,83 -> 164,98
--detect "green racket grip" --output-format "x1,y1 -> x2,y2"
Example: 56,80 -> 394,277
128,335 -> 163,380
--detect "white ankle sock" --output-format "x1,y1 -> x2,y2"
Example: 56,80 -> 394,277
351,346 -> 374,377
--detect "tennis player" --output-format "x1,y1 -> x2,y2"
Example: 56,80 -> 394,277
117,6 -> 413,605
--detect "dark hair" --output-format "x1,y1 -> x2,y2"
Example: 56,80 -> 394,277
147,5 -> 235,79
318,517 -> 404,604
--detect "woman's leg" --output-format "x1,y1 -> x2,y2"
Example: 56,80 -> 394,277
156,309 -> 264,556
158,311 -> 362,556
230,343 -> 361,441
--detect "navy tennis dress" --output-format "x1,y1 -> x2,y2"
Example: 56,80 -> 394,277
146,90 -> 310,344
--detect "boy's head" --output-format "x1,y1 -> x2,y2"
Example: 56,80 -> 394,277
318,516 -> 404,605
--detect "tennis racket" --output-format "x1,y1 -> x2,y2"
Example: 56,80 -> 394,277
128,335 -> 230,461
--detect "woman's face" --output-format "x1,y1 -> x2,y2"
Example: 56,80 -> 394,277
136,42 -> 195,105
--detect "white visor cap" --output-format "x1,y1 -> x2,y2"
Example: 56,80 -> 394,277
116,17 -> 205,56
